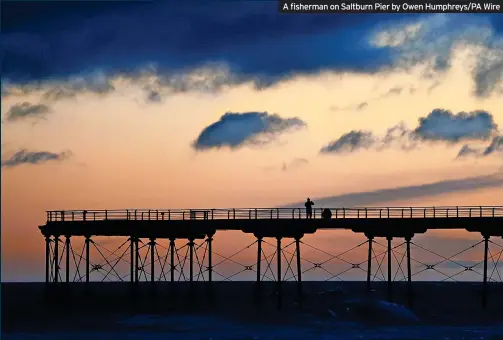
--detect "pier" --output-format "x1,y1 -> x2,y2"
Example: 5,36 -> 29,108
39,206 -> 503,308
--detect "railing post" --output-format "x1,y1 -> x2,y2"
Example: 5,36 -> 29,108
365,208 -> 367,218
387,207 -> 390,218
105,210 -> 108,220
433,207 -> 436,218
233,209 -> 235,219
480,206 -> 482,217
255,208 -> 258,219
456,206 -> 459,218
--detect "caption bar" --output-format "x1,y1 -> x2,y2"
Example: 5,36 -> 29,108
279,0 -> 503,13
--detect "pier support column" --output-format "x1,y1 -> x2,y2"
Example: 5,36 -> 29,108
295,236 -> 302,299
405,236 -> 412,306
85,235 -> 91,283
135,237 -> 140,283
387,236 -> 393,301
189,238 -> 195,283
170,238 -> 175,283
256,237 -> 263,284
45,236 -> 51,284
276,237 -> 282,288
366,236 -> 373,292
207,236 -> 213,283
130,237 -> 134,283
150,237 -> 156,283
54,236 -> 59,283
483,235 -> 490,309
277,236 -> 283,310
65,236 -> 71,283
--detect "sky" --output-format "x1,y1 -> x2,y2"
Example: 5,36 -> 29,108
1,2 -> 503,282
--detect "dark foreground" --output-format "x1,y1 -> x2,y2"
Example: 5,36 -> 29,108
3,282 -> 503,339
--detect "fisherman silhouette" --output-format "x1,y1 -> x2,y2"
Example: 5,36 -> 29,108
322,208 -> 332,219
305,198 -> 314,219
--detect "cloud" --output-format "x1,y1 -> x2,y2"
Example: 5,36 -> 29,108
282,158 -> 309,171
320,130 -> 376,154
414,109 -> 497,142
192,112 -> 306,151
5,102 -> 50,122
281,172 -> 503,208
355,102 -> 368,110
321,109 -> 499,155
371,14 -> 503,97
457,136 -> 503,158
4,3 -> 502,99
1,149 -> 72,168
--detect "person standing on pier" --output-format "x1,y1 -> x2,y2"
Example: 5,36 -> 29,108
305,198 -> 314,219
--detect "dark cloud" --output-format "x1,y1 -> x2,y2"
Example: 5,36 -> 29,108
1,2 -> 403,86
282,158 -> 309,171
192,112 -> 306,151
320,130 -> 376,154
414,109 -> 497,142
322,109 -> 499,155
457,136 -> 503,158
2,3 -> 502,98
5,102 -> 50,122
281,172 -> 503,208
1,149 -> 72,168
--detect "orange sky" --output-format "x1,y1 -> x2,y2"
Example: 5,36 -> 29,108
2,38 -> 503,282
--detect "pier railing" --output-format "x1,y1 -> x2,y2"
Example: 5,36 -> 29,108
46,206 -> 503,222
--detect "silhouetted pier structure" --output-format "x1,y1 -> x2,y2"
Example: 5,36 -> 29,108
39,206 -> 503,308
